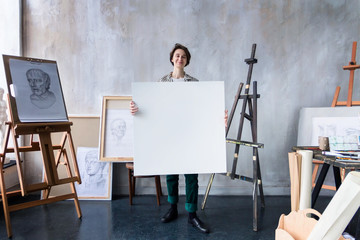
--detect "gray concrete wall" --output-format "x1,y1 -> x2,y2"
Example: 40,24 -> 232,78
20,0 -> 360,196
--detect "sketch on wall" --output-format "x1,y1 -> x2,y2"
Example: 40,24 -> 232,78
75,147 -> 112,199
311,117 -> 360,150
3,55 -> 68,122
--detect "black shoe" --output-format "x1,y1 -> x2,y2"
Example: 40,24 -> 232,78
161,208 -> 178,223
188,216 -> 210,233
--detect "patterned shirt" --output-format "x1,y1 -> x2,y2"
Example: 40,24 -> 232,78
159,72 -> 199,82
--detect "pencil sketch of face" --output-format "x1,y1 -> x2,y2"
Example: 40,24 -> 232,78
111,118 -> 126,142
85,150 -> 104,176
26,68 -> 56,109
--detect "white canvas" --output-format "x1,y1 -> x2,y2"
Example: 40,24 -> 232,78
132,81 -> 227,176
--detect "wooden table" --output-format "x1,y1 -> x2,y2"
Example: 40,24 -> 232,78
293,146 -> 360,208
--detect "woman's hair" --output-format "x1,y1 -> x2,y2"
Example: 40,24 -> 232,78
169,43 -> 191,66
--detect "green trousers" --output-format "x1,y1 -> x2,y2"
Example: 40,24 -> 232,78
166,174 -> 198,213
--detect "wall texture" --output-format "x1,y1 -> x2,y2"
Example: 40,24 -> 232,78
21,0 -> 360,196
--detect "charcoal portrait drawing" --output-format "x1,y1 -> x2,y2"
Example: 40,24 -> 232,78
104,109 -> 134,158
6,57 -> 68,122
26,68 -> 56,109
76,147 -> 111,198
111,118 -> 127,143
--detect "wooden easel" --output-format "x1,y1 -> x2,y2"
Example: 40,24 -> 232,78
201,44 -> 265,231
0,105 -> 82,237
0,53 -> 83,237
332,41 -> 360,107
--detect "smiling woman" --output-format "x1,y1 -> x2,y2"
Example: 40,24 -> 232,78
159,43 -> 198,83
130,43 -> 210,234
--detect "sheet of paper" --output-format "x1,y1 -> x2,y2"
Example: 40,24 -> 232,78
297,150 -> 313,210
132,81 -> 227,176
8,58 -> 68,122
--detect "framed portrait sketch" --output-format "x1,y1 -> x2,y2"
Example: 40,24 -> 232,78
99,96 -> 134,162
75,147 -> 112,200
2,55 -> 68,123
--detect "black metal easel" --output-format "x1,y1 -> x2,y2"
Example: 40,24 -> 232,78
201,44 -> 265,231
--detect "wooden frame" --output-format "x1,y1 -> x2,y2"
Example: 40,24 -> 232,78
2,55 -> 68,123
76,147 -> 112,200
99,96 -> 133,162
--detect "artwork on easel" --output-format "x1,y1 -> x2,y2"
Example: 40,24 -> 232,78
99,96 -> 134,162
2,55 -> 68,122
75,147 -> 112,200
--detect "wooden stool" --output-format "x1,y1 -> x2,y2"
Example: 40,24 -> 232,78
312,159 -> 345,191
125,162 -> 162,205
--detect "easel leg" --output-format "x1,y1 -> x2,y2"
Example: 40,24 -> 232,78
252,148 -> 258,232
70,182 -> 82,218
0,161 -> 12,238
62,150 -> 82,218
256,150 -> 265,208
67,132 -> 82,184
201,173 -> 215,210
311,163 -> 330,208
331,86 -> 341,107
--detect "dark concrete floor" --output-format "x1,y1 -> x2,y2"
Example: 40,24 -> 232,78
0,195 -> 333,240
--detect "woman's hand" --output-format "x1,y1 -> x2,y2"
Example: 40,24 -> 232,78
224,110 -> 228,129
130,101 -> 138,115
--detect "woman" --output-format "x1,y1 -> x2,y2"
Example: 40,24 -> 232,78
130,43 -> 225,234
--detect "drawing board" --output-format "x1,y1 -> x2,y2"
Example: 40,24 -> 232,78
2,55 -> 68,123
297,107 -> 360,146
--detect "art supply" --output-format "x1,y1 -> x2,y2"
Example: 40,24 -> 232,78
308,171 -> 360,240
318,136 -> 329,150
297,150 -> 313,210
201,43 -> 264,232
0,55 -> 82,238
288,152 -> 302,211
332,41 -> 360,107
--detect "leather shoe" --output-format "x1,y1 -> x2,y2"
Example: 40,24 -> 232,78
161,208 -> 178,223
188,216 -> 210,233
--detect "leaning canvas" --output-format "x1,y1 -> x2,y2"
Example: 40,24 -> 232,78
2,55 -> 68,122
132,81 -> 227,176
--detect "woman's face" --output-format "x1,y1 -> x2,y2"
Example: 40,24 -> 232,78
171,49 -> 187,69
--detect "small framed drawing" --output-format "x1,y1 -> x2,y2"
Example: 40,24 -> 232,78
99,96 -> 134,162
2,55 -> 68,123
75,147 -> 112,200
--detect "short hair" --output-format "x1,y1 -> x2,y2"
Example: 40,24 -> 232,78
26,69 -> 51,90
169,43 -> 191,67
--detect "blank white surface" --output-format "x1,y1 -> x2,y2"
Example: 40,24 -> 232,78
132,82 -> 227,176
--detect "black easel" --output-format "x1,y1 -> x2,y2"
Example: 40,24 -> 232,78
201,44 -> 265,231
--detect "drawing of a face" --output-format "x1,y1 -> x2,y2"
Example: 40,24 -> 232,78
85,150 -> 102,176
26,69 -> 50,96
111,119 -> 126,140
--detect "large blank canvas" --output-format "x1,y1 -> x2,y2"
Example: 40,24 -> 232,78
132,82 -> 227,176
